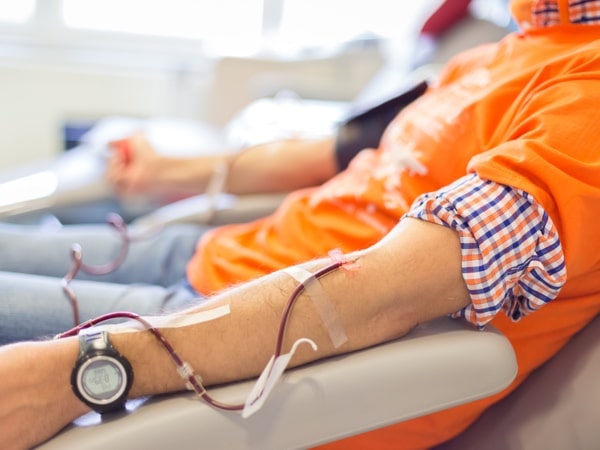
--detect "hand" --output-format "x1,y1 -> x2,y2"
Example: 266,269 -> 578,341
0,339 -> 88,450
105,133 -> 164,198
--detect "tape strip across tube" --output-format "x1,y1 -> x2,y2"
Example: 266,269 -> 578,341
282,266 -> 348,348
94,304 -> 231,333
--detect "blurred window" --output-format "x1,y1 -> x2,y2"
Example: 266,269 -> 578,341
0,0 -> 35,24
279,0 -> 435,48
0,0 -> 441,62
62,0 -> 263,53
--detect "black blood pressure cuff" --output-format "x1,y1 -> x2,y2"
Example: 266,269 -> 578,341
334,80 -> 429,171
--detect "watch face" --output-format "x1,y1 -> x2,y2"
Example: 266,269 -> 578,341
78,356 -> 127,404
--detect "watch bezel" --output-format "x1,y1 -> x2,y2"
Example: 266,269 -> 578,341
71,331 -> 133,414
75,354 -> 130,407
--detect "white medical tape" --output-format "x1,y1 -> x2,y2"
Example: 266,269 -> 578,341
145,304 -> 230,328
91,304 -> 231,334
242,337 -> 317,418
282,266 -> 348,348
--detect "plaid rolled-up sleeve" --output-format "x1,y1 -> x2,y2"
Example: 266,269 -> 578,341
404,173 -> 567,329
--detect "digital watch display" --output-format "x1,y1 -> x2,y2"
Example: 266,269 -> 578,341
71,331 -> 133,414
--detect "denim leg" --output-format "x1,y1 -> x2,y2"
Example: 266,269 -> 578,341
0,222 -> 208,287
0,271 -> 205,345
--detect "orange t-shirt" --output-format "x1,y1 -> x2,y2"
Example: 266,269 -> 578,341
315,24 -> 600,450
188,24 -> 600,300
187,15 -> 600,449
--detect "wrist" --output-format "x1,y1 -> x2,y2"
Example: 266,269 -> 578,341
42,338 -> 92,418
0,339 -> 90,448
154,155 -> 220,196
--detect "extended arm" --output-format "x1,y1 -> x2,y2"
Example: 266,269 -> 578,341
0,218 -> 468,450
0,171 -> 567,449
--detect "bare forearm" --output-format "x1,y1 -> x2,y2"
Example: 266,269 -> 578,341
149,138 -> 337,196
120,218 -> 469,397
226,138 -> 337,194
107,135 -> 336,198
1,218 -> 469,449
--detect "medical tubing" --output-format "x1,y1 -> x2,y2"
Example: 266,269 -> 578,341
61,213 -> 164,325
274,261 -> 344,357
56,260 -> 346,413
77,212 -> 130,275
61,244 -> 83,326
55,311 -> 241,410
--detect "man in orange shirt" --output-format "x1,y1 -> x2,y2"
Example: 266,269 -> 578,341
0,1 -> 599,448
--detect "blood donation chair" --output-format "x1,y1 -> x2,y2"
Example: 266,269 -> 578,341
36,312 -> 599,450
35,59 -> 600,450
34,95 -> 600,449
6,4 -> 598,448
38,318 -> 517,450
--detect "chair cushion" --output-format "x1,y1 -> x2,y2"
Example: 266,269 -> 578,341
438,314 -> 600,450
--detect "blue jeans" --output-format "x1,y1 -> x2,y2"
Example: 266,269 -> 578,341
0,222 -> 209,345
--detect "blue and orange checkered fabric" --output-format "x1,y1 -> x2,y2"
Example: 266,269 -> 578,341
405,173 -> 567,329
532,0 -> 600,27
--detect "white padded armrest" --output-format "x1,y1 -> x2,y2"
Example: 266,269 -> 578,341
131,192 -> 289,229
0,146 -> 110,218
38,318 -> 516,450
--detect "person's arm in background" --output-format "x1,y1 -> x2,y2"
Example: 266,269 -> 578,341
105,0 -> 474,201
105,67 -> 430,200
106,135 -> 337,199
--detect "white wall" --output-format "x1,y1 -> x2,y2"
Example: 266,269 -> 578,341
0,61 -> 212,169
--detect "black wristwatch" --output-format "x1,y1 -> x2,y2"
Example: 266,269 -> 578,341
71,330 -> 134,414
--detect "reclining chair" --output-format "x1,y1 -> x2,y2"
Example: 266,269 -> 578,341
36,70 -> 599,447
35,313 -> 600,450
35,110 -> 599,448
37,317 -> 516,450
3,4 -> 595,448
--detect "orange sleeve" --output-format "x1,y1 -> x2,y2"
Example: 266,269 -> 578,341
469,75 -> 600,287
